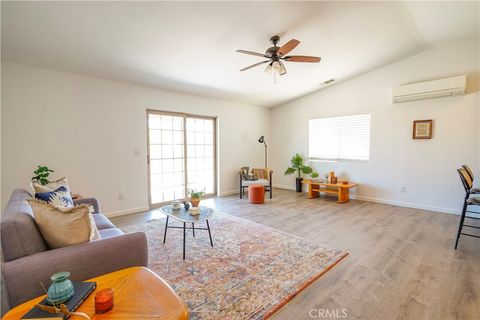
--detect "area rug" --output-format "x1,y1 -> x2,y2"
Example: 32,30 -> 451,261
122,212 -> 347,320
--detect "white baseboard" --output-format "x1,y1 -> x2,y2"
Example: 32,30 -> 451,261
273,184 -> 296,191
351,195 -> 460,215
104,206 -> 150,218
273,184 -> 460,215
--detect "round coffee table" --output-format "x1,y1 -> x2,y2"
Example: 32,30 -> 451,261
160,205 -> 214,260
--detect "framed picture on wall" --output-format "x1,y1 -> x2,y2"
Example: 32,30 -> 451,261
413,120 -> 433,139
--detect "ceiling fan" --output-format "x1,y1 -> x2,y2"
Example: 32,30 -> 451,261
236,35 -> 321,77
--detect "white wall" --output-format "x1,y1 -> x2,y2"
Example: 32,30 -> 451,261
1,62 -> 269,215
2,38 -> 478,216
270,38 -> 480,214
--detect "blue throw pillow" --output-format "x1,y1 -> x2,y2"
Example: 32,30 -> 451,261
35,186 -> 74,208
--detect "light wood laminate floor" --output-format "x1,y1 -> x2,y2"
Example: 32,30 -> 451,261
112,189 -> 480,320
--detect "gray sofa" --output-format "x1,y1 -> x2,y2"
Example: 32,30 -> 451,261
1,189 -> 148,310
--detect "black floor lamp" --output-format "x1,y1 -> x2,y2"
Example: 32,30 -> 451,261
258,136 -> 267,168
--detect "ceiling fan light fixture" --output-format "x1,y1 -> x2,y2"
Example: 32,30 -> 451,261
278,61 -> 287,75
237,36 -> 321,77
272,61 -> 281,73
265,62 -> 273,74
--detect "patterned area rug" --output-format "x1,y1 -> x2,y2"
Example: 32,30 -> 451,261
122,212 -> 347,319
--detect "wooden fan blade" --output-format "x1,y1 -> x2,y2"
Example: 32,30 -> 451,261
277,39 -> 300,57
284,55 -> 321,63
236,50 -> 266,57
240,60 -> 270,71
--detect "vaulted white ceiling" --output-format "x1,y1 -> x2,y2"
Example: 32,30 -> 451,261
2,1 -> 479,107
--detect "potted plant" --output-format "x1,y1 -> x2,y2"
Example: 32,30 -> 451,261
311,171 -> 319,181
284,153 -> 313,192
32,166 -> 54,186
188,189 -> 205,207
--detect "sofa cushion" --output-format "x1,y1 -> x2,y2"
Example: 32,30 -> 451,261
99,228 -> 124,239
93,214 -> 116,230
241,179 -> 270,187
27,199 -> 101,249
1,189 -> 48,262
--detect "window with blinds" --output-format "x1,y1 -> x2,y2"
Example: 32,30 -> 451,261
309,114 -> 371,161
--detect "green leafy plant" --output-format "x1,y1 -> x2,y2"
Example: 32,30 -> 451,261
311,171 -> 319,179
32,166 -> 54,185
284,153 -> 313,178
188,189 -> 205,199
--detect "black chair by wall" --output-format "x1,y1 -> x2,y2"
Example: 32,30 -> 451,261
455,167 -> 480,249
462,164 -> 480,195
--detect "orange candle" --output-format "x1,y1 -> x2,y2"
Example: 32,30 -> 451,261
95,288 -> 114,313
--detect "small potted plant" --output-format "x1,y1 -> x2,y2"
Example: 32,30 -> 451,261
188,189 -> 205,207
284,153 -> 313,192
32,165 -> 54,186
311,171 -> 320,181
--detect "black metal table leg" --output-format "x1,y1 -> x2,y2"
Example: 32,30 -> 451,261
206,219 -> 213,247
163,216 -> 169,244
455,200 -> 468,249
183,222 -> 186,260
192,223 -> 195,237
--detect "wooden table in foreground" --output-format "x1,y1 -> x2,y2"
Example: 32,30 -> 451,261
303,179 -> 358,203
3,267 -> 188,320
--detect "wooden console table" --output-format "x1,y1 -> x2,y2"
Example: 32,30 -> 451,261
2,267 -> 188,320
303,179 -> 358,203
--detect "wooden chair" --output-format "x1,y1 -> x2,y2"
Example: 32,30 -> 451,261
239,167 -> 273,199
462,164 -> 480,194
455,167 -> 480,249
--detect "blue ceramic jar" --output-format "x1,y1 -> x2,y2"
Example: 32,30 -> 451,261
47,271 -> 74,304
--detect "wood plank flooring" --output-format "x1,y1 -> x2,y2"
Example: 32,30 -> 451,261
112,189 -> 480,320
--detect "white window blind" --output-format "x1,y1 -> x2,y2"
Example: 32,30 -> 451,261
309,114 -> 371,161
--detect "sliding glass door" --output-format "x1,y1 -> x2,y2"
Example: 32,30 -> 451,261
147,113 -> 186,204
186,117 -> 215,195
147,111 -> 216,207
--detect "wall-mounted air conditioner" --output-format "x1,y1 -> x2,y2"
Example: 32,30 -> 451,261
392,75 -> 466,103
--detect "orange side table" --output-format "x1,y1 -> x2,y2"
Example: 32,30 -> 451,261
2,267 -> 188,320
248,185 -> 265,204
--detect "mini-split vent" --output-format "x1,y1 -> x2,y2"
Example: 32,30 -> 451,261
392,75 -> 466,103
323,79 -> 335,85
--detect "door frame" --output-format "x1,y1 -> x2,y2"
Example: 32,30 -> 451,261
146,109 -> 218,208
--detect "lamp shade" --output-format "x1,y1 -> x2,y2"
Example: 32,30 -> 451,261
272,61 -> 281,73
278,61 -> 287,75
265,63 -> 273,74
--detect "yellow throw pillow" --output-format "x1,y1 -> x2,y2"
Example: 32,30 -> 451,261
27,199 -> 101,249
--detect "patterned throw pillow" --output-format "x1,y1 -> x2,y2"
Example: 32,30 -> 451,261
35,186 -> 74,208
27,199 -> 101,249
32,177 -> 70,192
33,177 -> 74,208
